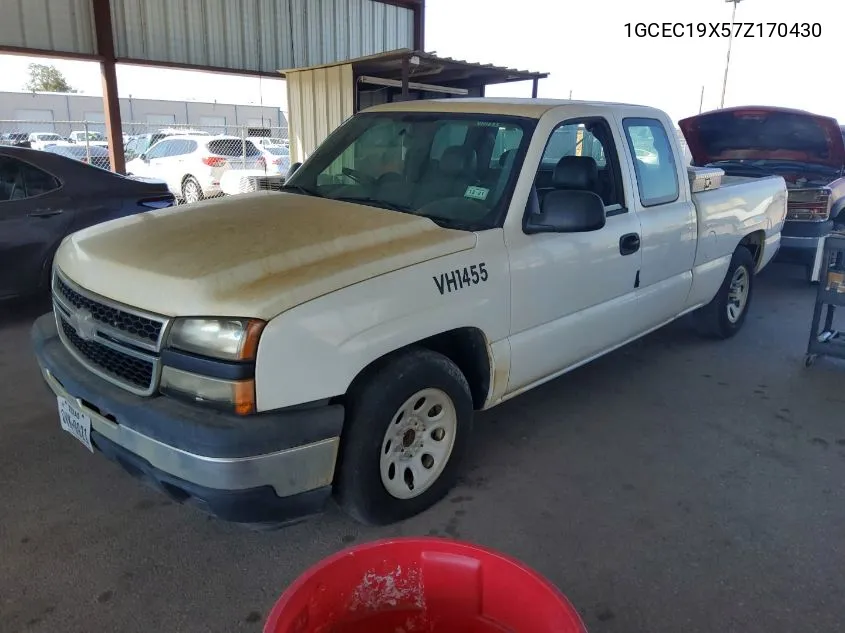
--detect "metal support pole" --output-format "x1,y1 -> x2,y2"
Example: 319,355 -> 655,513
413,2 -> 425,51
699,85 -> 705,113
92,0 -> 125,173
531,78 -> 538,98
83,120 -> 91,164
720,0 -> 741,109
401,57 -> 410,101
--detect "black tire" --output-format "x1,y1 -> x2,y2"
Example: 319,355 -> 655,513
182,176 -> 203,204
694,246 -> 755,339
335,348 -> 474,526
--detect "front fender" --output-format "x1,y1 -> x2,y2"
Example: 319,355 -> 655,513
254,230 -> 511,411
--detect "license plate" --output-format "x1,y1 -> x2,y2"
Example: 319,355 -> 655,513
58,396 -> 94,452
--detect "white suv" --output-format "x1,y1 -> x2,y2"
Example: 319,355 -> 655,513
125,135 -> 265,203
27,132 -> 64,150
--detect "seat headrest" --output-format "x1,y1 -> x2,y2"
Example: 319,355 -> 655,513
440,146 -> 476,175
499,149 -> 515,167
553,156 -> 598,190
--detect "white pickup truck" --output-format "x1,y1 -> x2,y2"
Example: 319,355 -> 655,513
32,99 -> 787,527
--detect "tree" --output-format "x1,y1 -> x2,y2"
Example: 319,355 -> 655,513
24,63 -> 77,93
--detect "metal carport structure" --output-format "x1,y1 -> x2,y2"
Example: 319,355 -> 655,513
0,0 -> 425,173
282,49 -> 549,162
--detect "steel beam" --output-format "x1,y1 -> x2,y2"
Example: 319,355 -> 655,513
92,0 -> 125,174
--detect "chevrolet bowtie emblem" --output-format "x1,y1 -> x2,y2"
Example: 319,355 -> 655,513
70,308 -> 98,341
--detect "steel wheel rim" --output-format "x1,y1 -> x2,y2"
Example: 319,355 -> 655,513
184,181 -> 199,203
379,388 -> 458,500
727,266 -> 750,323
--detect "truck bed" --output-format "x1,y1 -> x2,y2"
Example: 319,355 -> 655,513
691,173 -> 788,272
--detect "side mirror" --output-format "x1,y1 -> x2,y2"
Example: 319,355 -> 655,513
287,162 -> 302,178
525,190 -> 606,234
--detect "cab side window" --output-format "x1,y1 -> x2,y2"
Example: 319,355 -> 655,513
0,157 -> 60,202
534,118 -> 625,211
623,118 -> 679,207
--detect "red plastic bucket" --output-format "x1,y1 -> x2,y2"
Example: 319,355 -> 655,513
264,537 -> 587,633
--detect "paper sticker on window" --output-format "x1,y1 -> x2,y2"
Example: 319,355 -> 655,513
465,186 -> 489,201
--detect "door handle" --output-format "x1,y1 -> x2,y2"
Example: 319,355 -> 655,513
28,208 -> 64,218
620,233 -> 641,256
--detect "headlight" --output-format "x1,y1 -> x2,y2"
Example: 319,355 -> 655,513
167,318 -> 265,361
160,366 -> 256,415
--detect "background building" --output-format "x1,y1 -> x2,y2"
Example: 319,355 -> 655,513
0,90 -> 287,137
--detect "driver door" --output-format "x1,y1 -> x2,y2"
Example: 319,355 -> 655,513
505,116 -> 644,393
138,140 -> 174,189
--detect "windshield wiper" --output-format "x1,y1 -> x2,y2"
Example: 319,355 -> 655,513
329,196 -> 412,212
282,184 -> 324,198
425,217 -> 470,231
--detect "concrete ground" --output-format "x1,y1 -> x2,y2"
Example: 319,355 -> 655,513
2,263 -> 845,633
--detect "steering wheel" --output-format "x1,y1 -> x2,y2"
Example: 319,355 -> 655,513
342,167 -> 377,188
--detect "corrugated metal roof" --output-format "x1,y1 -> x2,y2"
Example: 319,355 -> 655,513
110,0 -> 414,73
0,0 -> 96,55
280,49 -> 549,85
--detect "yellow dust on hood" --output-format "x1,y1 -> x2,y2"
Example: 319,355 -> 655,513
56,191 -> 477,319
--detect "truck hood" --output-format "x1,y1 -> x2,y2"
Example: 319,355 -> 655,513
55,191 -> 477,319
679,106 -> 845,170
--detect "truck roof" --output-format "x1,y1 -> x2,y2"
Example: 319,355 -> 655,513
365,97 -> 659,119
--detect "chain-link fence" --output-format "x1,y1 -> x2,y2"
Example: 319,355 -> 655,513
0,119 -> 291,204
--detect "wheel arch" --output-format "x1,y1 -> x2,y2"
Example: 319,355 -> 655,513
738,229 -> 766,272
344,326 -> 492,411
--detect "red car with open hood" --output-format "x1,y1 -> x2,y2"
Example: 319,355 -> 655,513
680,106 -> 845,280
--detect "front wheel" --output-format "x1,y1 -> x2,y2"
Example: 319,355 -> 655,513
335,349 -> 474,525
694,246 -> 755,339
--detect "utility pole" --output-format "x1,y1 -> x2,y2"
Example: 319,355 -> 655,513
720,0 -> 744,109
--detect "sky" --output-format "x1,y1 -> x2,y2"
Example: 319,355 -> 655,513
0,0 -> 840,126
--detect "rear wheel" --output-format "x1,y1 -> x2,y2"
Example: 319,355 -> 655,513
182,176 -> 203,204
335,349 -> 474,525
694,246 -> 755,339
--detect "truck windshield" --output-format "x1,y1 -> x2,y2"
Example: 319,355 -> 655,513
285,112 -> 534,231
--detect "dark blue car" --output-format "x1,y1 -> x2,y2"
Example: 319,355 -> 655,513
0,146 -> 174,301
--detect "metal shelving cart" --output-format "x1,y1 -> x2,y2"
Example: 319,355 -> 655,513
805,232 -> 845,367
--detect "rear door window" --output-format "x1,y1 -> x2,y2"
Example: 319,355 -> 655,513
168,139 -> 198,157
622,118 -> 679,207
0,157 -> 60,201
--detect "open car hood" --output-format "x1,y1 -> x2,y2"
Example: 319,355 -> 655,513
679,106 -> 845,170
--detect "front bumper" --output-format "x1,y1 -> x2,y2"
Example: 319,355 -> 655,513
32,313 -> 344,524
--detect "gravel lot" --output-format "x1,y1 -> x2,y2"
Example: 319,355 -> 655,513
2,263 -> 844,633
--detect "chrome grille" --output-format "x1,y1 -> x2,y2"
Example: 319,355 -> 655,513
59,317 -> 155,390
52,271 -> 169,396
54,275 -> 163,345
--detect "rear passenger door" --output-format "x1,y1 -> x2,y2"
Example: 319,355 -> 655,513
619,117 -> 697,330
0,156 -> 70,298
506,116 -> 644,393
